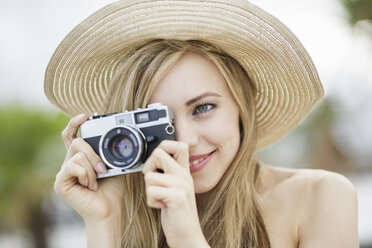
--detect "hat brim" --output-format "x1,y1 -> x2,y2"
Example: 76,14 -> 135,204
44,0 -> 324,148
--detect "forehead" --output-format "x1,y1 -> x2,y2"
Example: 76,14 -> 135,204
150,52 -> 230,104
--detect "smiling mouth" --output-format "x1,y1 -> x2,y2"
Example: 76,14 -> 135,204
189,151 -> 216,167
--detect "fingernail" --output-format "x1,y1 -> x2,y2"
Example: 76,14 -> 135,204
97,162 -> 107,173
85,178 -> 89,187
93,182 -> 98,191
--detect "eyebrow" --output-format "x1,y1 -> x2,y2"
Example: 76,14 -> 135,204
185,92 -> 221,106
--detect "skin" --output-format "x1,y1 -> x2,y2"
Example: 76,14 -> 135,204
54,52 -> 359,248
257,165 -> 359,248
148,52 -> 241,194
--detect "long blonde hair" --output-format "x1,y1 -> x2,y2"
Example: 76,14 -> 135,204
104,39 -> 270,247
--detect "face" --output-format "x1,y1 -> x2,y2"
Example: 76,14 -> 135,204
149,52 -> 241,193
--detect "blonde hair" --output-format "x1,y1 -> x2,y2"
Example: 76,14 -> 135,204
104,39 -> 270,247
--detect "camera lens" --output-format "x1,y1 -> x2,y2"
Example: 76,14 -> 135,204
111,136 -> 133,159
99,126 -> 146,170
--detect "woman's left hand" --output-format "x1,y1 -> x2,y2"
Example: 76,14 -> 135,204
142,140 -> 210,248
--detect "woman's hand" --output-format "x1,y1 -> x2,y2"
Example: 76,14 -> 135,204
54,114 -> 125,223
142,140 -> 210,248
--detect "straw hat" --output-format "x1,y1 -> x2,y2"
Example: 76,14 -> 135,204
44,0 -> 324,148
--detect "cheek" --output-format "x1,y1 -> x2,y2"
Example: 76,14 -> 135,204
201,110 -> 240,148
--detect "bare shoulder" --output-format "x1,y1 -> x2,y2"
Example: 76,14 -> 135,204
258,165 -> 359,248
258,165 -> 357,203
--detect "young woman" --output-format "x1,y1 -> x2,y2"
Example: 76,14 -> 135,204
45,1 -> 358,247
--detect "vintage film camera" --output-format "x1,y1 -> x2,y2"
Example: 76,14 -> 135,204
80,103 -> 176,178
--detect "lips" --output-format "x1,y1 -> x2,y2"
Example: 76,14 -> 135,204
189,155 -> 209,166
189,151 -> 212,165
188,150 -> 216,172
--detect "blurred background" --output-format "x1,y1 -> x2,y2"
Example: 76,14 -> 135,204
0,0 -> 371,247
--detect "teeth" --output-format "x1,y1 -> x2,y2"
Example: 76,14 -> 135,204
189,155 -> 208,167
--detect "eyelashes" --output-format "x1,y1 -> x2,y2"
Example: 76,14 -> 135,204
192,102 -> 217,116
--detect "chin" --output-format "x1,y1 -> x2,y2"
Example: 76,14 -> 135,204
194,180 -> 219,194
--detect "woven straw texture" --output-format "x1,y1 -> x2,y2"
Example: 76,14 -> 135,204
44,0 -> 324,148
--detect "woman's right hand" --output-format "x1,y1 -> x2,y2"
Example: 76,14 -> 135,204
54,114 -> 126,223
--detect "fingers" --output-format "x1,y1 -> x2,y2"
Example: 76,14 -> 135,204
57,125 -> 108,198
143,148 -> 179,174
62,114 -> 107,175
145,180 -> 193,209
65,138 -> 107,174
141,141 -> 193,210
55,152 -> 98,195
62,114 -> 88,150
142,140 -> 189,175
146,185 -> 175,209
71,152 -> 98,191
158,140 -> 189,169
144,171 -> 192,189
144,170 -> 194,209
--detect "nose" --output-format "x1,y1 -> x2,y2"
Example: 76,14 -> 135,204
175,117 -> 199,147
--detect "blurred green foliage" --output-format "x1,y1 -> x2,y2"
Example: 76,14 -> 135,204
341,0 -> 372,24
0,105 -> 68,229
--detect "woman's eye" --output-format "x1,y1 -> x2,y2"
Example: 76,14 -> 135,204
192,103 -> 216,116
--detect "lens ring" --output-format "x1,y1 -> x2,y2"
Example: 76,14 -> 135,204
99,126 -> 146,169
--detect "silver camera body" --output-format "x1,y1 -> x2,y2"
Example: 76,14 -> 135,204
80,103 -> 176,178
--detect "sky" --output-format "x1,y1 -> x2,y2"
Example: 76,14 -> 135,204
0,0 -> 371,244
